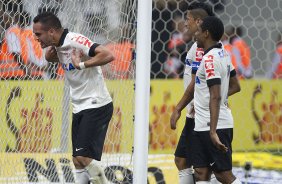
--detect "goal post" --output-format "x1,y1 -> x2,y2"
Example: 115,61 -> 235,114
1,0 -> 282,183
133,0 -> 152,183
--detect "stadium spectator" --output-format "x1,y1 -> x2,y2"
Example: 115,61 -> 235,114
33,12 -> 114,184
164,14 -> 193,78
21,11 -> 48,80
228,26 -> 252,79
105,24 -> 134,79
0,12 -> 27,79
151,0 -> 174,78
267,33 -> 282,79
222,28 -> 243,76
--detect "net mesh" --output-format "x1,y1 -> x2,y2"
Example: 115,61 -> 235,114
0,0 -> 282,183
0,0 -> 136,183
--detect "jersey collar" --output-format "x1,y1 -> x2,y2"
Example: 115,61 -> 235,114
204,43 -> 222,55
58,29 -> 69,46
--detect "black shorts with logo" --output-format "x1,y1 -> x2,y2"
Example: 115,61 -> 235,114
72,102 -> 113,161
192,128 -> 233,172
174,117 -> 195,167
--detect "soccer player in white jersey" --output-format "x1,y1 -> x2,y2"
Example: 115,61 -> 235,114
170,3 -> 222,184
192,16 -> 241,184
33,12 -> 114,184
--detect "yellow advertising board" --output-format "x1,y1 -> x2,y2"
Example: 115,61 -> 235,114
0,81 -> 66,153
228,80 -> 282,151
0,80 -> 282,183
0,79 -> 281,154
149,79 -> 282,152
0,80 -> 135,154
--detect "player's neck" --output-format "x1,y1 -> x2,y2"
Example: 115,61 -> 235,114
54,28 -> 65,47
203,41 -> 218,52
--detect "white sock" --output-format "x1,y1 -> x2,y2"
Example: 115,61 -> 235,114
85,160 -> 107,184
231,178 -> 242,184
210,174 -> 221,184
75,169 -> 89,184
196,181 -> 210,184
179,168 -> 195,184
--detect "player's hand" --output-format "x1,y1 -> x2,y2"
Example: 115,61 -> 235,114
210,132 -> 228,153
71,49 -> 83,69
45,46 -> 59,62
170,110 -> 181,130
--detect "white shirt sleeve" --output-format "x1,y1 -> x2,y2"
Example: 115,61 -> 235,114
186,42 -> 197,65
6,32 -> 21,53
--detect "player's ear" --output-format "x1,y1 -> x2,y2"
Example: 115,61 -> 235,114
195,18 -> 203,25
49,28 -> 55,36
205,30 -> 209,38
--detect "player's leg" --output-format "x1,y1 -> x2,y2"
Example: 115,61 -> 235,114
192,131 -> 212,183
72,111 -> 90,183
208,129 -> 242,184
210,174 -> 221,184
73,102 -> 113,184
175,117 -> 195,184
74,168 -> 90,184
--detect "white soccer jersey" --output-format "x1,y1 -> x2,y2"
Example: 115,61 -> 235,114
55,29 -> 112,113
194,44 -> 235,131
183,42 -> 204,118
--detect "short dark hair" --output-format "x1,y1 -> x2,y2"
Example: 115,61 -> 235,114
188,2 -> 215,17
201,16 -> 224,41
33,12 -> 62,30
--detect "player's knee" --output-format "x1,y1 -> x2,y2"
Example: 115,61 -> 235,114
72,157 -> 82,168
174,157 -> 187,170
74,156 -> 92,168
194,168 -> 210,181
213,171 -> 236,183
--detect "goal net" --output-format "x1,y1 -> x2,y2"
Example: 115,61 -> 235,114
0,0 -> 282,184
149,0 -> 282,183
0,0 -> 136,183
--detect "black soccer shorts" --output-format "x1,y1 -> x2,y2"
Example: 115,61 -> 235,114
174,117 -> 195,167
191,128 -> 233,172
72,102 -> 113,161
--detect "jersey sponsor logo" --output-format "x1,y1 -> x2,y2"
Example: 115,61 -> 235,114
192,61 -> 201,71
195,48 -> 204,62
62,63 -> 76,71
205,55 -> 215,78
185,59 -> 192,66
195,76 -> 200,84
218,50 -> 224,58
71,35 -> 93,48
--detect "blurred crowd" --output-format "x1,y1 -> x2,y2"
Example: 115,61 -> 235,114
0,0 -> 281,80
0,1 -> 63,80
151,0 -> 282,79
